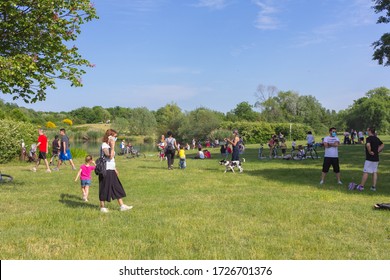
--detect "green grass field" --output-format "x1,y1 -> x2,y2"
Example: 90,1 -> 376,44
1,139 -> 390,260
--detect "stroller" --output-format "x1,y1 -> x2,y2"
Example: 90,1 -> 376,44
27,144 -> 38,162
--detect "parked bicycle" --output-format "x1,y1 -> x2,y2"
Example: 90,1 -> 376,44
0,171 -> 13,183
305,144 -> 319,159
125,146 -> 146,159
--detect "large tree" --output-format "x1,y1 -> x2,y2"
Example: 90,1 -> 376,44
372,0 -> 390,66
0,0 -> 98,102
345,87 -> 390,133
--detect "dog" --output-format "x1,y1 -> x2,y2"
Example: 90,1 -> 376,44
219,158 -> 244,173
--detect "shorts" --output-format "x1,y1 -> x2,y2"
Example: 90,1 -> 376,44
38,152 -> 47,159
322,157 -> 340,173
81,180 -> 91,187
59,149 -> 72,161
363,161 -> 379,174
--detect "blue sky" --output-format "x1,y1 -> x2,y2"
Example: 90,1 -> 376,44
2,0 -> 390,113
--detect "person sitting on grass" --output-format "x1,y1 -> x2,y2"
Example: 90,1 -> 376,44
194,147 -> 205,159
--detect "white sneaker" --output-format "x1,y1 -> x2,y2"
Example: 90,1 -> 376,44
31,167 -> 36,172
338,181 -> 343,185
100,207 -> 109,213
45,169 -> 51,173
319,180 -> 324,185
120,204 -> 133,211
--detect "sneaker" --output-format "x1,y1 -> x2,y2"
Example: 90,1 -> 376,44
348,182 -> 357,190
100,207 -> 109,213
31,167 -> 36,172
120,204 -> 133,211
52,167 -> 59,171
338,181 -> 343,185
370,186 -> 376,192
45,169 -> 51,173
72,166 -> 77,170
319,180 -> 324,185
356,185 -> 364,191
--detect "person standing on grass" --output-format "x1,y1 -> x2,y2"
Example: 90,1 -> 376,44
74,155 -> 96,202
31,128 -> 51,173
349,128 -> 384,192
320,127 -> 342,185
99,129 -> 132,213
53,128 -> 76,171
225,129 -> 240,162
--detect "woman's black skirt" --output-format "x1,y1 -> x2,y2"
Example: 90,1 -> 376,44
99,170 -> 126,202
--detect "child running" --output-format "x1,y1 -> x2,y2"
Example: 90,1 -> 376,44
74,155 -> 96,202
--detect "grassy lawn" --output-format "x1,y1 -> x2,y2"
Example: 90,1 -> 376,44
1,138 -> 390,260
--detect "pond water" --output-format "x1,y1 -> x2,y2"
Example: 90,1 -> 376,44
72,141 -> 158,157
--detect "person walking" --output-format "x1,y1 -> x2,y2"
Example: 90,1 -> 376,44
349,128 -> 384,191
53,128 -> 76,171
225,129 -> 241,162
74,155 -> 96,202
165,131 -> 178,170
99,129 -> 132,213
31,128 -> 51,173
320,127 -> 342,185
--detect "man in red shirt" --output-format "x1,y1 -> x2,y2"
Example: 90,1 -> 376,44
32,128 -> 51,173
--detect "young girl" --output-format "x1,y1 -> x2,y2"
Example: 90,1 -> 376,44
74,155 -> 96,202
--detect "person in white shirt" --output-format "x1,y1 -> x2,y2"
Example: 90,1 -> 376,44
306,131 -> 315,147
320,127 -> 342,185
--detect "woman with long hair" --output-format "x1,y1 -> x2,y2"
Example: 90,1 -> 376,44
99,129 -> 132,212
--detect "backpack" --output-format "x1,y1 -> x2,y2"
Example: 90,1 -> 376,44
165,138 -> 175,152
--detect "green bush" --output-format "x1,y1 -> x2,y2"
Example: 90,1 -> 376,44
220,121 -> 312,144
143,136 -> 154,144
0,119 -> 36,163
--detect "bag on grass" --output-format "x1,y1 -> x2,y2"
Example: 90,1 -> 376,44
374,203 -> 390,210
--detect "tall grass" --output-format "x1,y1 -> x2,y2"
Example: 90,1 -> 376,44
0,138 -> 389,260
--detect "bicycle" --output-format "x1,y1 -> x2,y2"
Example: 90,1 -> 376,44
305,144 -> 319,159
125,146 -> 146,159
0,171 -> 13,183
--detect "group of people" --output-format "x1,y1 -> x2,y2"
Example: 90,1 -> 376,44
343,129 -> 366,145
28,125 -> 384,213
30,128 -> 132,213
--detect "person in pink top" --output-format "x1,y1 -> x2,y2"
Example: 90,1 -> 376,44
74,155 -> 96,202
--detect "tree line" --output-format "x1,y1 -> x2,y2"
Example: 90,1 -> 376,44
1,86 -> 389,145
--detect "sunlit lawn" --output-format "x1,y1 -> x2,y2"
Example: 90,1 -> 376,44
0,138 -> 389,260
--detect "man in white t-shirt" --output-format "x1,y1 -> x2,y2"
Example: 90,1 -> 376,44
320,127 -> 342,185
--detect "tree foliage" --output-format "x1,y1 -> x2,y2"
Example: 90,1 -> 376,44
255,90 -> 332,134
345,87 -> 390,133
0,0 -> 98,102
372,0 -> 390,66
0,119 -> 36,163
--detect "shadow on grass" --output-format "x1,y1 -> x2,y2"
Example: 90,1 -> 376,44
59,193 -> 98,209
245,166 -> 390,196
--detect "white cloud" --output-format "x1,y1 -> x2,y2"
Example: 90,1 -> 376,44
193,0 -> 229,10
252,0 -> 281,30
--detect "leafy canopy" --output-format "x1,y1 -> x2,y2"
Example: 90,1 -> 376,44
0,0 -> 98,102
372,0 -> 390,66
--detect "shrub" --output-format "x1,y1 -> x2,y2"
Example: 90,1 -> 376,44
0,119 -> 36,163
220,121 -> 312,144
143,136 -> 154,144
62,118 -> 73,126
46,121 -> 57,129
